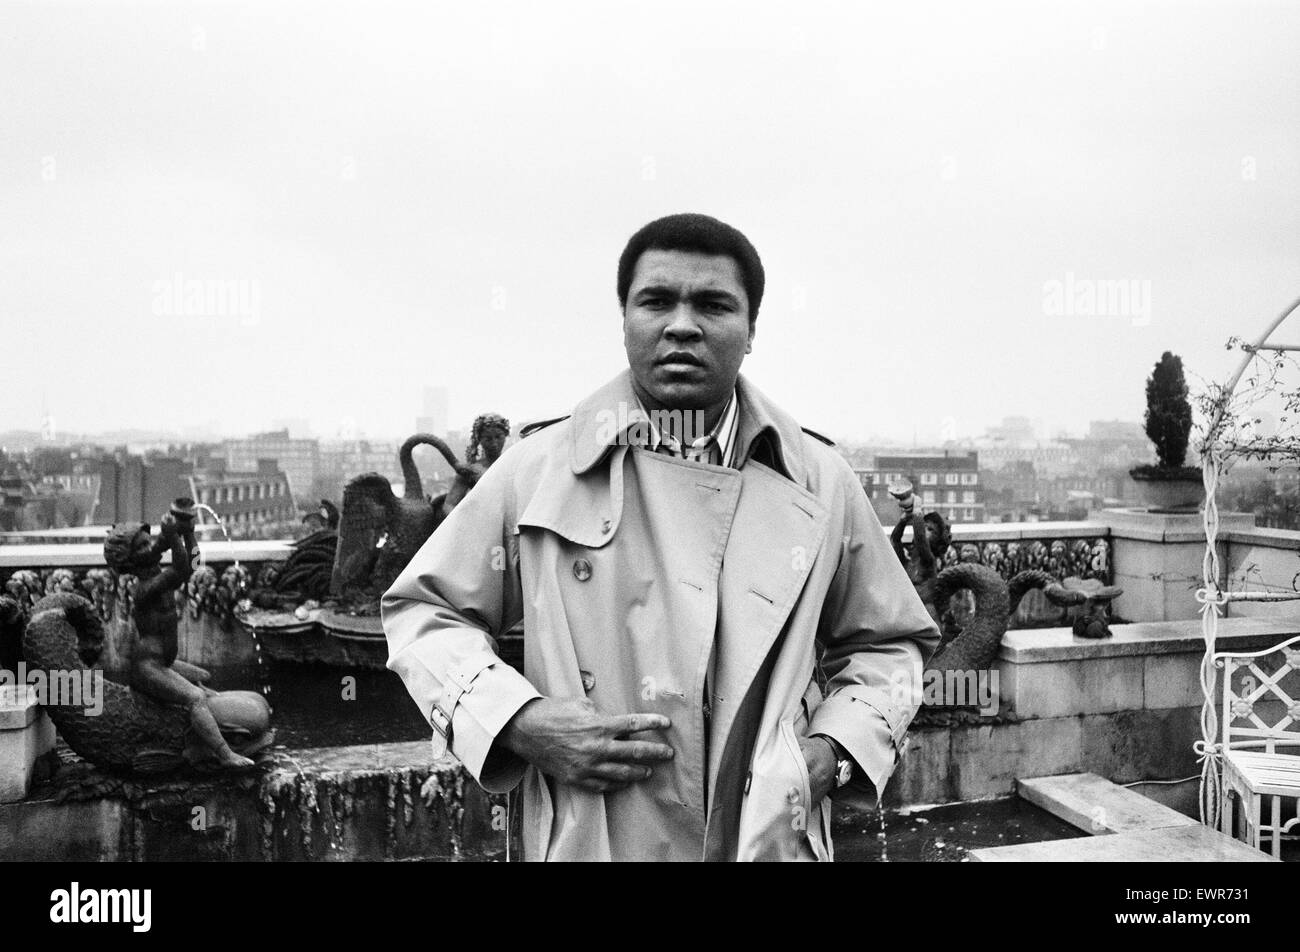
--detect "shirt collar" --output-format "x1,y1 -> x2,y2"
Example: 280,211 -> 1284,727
634,388 -> 739,467
567,370 -> 810,485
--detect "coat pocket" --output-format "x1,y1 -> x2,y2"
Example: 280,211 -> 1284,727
779,717 -> 831,862
522,767 -> 556,862
800,692 -> 835,862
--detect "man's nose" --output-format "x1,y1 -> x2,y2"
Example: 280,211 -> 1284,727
663,304 -> 703,340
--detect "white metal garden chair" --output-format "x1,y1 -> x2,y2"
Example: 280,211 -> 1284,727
1215,634 -> 1300,858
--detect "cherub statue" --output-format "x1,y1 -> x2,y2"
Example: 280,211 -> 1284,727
888,480 -> 952,616
467,412 -> 510,466
103,498 -> 257,770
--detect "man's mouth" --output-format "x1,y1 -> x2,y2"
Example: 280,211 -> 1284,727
656,352 -> 706,370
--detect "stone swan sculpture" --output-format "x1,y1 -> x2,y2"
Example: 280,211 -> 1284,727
331,421 -> 509,601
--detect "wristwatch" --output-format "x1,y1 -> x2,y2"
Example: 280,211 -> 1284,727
819,735 -> 854,788
834,756 -> 853,789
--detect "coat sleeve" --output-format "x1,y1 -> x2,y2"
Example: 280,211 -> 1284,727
807,468 -> 941,810
381,455 -> 542,794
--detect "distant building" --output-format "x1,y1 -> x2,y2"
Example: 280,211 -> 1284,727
973,442 -> 1074,476
417,386 -> 449,438
95,454 -> 191,525
982,458 -> 1137,522
271,417 -> 314,440
856,451 -> 984,524
1061,424 -> 1153,471
984,416 -> 1037,445
189,459 -> 296,531
314,439 -> 405,503
223,430 -> 319,504
0,475 -> 30,531
1088,419 -> 1146,442
41,466 -> 100,527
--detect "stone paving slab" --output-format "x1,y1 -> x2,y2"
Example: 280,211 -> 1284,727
1017,772 -> 1197,835
969,823 -> 1276,862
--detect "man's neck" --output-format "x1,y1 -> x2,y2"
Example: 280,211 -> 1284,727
630,380 -> 733,442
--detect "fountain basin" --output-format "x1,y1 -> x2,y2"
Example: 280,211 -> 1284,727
1,741 -> 507,862
3,738 -> 1088,862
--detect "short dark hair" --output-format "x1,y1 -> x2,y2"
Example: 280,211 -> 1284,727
617,212 -> 765,321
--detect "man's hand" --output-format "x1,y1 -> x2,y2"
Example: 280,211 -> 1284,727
497,697 -> 673,793
800,735 -> 839,803
159,514 -> 179,539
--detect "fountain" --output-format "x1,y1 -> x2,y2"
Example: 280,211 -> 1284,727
236,419 -> 512,670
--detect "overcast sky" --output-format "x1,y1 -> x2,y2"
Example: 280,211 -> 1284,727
3,0 -> 1298,445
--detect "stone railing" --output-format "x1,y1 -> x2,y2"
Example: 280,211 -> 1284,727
1,524 -> 1114,632
1219,523 -> 1300,621
1,510 -> 1289,670
940,521 -> 1112,627
0,541 -> 292,674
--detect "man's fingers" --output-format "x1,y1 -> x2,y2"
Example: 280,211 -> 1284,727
573,778 -> 628,794
588,761 -> 654,784
609,712 -> 671,736
605,738 -> 674,763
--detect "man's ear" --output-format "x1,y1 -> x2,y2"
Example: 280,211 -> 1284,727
745,320 -> 756,354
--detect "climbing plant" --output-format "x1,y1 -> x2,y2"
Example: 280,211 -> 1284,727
1196,337 -> 1300,468
1193,297 -> 1300,831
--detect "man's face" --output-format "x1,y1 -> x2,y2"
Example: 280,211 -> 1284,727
623,249 -> 755,412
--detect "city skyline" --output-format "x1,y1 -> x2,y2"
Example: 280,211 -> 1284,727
0,409 -> 1148,453
4,2 -> 1297,446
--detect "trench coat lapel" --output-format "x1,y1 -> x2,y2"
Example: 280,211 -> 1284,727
707,459 -> 829,806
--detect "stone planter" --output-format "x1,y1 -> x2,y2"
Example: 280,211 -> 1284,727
1128,469 -> 1203,512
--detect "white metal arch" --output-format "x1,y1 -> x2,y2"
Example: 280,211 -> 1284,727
1197,294 -> 1300,827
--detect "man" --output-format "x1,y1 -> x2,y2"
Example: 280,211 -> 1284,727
383,213 -> 940,861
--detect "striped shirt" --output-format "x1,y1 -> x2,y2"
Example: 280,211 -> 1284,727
634,389 -> 741,469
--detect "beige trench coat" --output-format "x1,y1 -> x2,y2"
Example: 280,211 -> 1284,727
382,371 -> 940,861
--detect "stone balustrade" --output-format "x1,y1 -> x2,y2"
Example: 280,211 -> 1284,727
3,510 -> 1295,676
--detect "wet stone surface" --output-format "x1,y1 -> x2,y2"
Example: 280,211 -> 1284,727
207,662 -> 429,749
831,796 -> 1085,862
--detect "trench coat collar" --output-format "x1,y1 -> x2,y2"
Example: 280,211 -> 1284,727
568,369 -> 808,485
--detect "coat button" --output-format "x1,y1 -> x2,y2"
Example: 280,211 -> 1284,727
572,558 -> 592,581
601,518 -> 612,535
787,785 -> 801,804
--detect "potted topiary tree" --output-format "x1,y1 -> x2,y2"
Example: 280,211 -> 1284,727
1129,351 -> 1202,510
